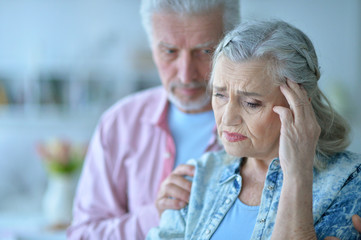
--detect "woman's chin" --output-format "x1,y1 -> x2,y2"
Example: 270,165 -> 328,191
223,144 -> 246,158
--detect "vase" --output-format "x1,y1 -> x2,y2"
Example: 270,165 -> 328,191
42,173 -> 77,229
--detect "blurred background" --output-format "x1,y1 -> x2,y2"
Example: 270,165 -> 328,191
0,0 -> 360,239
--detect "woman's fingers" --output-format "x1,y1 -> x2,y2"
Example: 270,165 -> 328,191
274,79 -> 320,176
273,106 -> 293,127
278,79 -> 320,138
286,78 -> 308,99
279,79 -> 310,124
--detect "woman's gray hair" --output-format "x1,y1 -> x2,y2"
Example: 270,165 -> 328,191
140,0 -> 240,43
211,20 -> 350,167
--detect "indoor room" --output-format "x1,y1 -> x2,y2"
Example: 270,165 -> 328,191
0,0 -> 360,239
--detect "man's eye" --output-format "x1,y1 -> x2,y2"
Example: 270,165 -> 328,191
165,49 -> 177,54
160,48 -> 178,61
203,49 -> 213,54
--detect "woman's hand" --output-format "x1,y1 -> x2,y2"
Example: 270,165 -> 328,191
273,79 -> 321,178
155,164 -> 194,216
271,79 -> 320,240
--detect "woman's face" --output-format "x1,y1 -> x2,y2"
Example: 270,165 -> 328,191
212,56 -> 288,160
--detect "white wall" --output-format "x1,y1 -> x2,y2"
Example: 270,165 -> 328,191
0,0 -> 156,216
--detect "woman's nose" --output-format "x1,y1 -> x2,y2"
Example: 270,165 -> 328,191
222,100 -> 243,126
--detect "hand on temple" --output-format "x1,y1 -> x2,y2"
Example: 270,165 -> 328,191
155,164 -> 195,216
273,79 -> 321,179
324,214 -> 361,240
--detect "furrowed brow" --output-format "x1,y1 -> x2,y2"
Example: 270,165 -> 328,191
237,90 -> 263,97
213,86 -> 227,91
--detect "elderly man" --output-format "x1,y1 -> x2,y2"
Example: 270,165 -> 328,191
67,0 -> 240,239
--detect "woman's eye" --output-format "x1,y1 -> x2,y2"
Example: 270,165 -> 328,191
214,93 -> 225,98
245,102 -> 261,109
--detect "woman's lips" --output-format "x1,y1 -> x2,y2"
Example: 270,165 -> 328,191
223,131 -> 248,142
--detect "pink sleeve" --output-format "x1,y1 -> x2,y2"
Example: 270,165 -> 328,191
67,118 -> 159,240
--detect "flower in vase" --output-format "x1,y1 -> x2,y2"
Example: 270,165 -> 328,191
37,139 -> 87,175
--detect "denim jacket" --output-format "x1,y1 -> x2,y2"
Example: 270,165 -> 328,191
147,150 -> 361,240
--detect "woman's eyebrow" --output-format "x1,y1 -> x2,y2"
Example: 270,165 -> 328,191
237,90 -> 263,97
213,86 -> 227,91
213,85 -> 263,97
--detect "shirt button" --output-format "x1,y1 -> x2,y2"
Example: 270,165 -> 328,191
164,152 -> 171,159
267,185 -> 274,190
205,229 -> 211,235
259,218 -> 266,223
225,199 -> 231,204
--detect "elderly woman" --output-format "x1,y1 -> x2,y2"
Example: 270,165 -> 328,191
147,20 -> 361,239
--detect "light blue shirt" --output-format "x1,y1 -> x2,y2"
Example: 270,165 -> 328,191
147,150 -> 361,240
211,198 -> 259,240
168,103 -> 215,168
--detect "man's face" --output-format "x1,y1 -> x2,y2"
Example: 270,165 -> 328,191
151,9 -> 224,113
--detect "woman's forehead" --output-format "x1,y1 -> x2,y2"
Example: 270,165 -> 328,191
213,56 -> 277,93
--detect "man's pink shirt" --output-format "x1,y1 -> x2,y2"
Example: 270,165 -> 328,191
67,86 -> 222,239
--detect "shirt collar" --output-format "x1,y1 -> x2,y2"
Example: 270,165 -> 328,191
140,87 -> 169,126
218,157 -> 281,185
219,157 -> 242,185
144,88 -> 217,132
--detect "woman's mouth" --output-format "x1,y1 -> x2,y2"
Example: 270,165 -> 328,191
223,131 -> 248,142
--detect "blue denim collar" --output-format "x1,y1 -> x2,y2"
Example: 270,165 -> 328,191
219,158 -> 243,185
218,157 -> 281,185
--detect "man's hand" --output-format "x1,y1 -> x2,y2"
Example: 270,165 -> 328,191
324,214 -> 361,239
155,164 -> 195,216
353,214 -> 361,233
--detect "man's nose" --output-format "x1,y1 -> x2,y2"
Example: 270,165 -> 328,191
177,52 -> 196,84
222,100 -> 243,126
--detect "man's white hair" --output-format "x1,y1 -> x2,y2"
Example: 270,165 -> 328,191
140,0 -> 240,43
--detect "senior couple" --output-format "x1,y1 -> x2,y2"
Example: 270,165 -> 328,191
68,0 -> 361,239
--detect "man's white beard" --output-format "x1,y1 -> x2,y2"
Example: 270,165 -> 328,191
167,91 -> 211,112
166,81 -> 212,112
